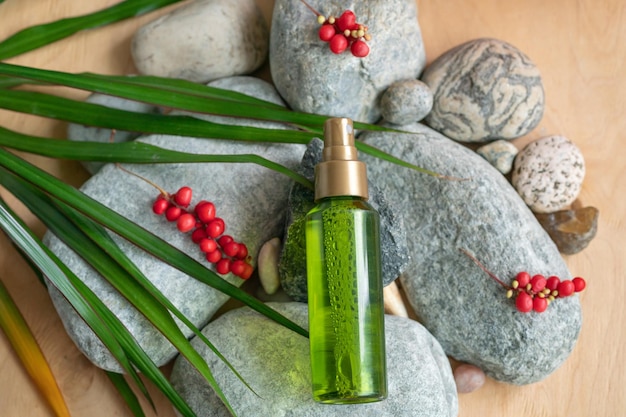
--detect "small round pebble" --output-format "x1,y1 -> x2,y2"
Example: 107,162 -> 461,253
476,140 -> 519,174
512,135 -> 585,213
453,364 -> 486,394
380,79 -> 433,125
257,237 -> 281,295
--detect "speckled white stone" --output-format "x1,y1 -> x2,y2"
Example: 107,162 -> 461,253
131,0 -> 268,83
476,139 -> 519,174
512,135 -> 585,213
380,79 -> 433,125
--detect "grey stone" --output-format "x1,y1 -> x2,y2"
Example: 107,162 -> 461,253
422,38 -> 545,142
476,139 -> 519,174
67,92 -> 160,174
512,135 -> 585,213
132,0 -> 268,83
278,138 -> 410,302
380,79 -> 433,125
170,302 -> 458,417
44,79 -> 306,372
270,0 -> 426,123
360,122 -> 582,385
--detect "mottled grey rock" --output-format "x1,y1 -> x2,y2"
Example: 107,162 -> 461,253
422,38 -> 545,142
132,0 -> 268,83
476,139 -> 519,174
279,139 -> 410,301
44,79 -> 305,372
170,302 -> 458,417
270,0 -> 426,123
380,79 -> 433,125
535,206 -> 599,255
512,135 -> 585,213
360,122 -> 582,385
67,93 -> 160,174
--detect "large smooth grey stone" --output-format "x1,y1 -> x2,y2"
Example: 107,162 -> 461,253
45,77 -> 305,371
360,122 -> 582,384
279,138 -> 410,301
132,0 -> 268,83
170,302 -> 457,417
270,0 -> 426,123
422,38 -> 544,142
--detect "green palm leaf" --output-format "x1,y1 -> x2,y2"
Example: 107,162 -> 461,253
0,0 -> 186,60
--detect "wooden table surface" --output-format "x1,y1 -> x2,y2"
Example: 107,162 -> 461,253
0,0 -> 624,416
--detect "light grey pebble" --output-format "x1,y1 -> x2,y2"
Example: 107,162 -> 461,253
422,38 -> 545,142
360,122 -> 582,385
132,0 -> 268,83
512,135 -> 585,213
476,139 -> 519,174
67,93 -> 160,174
270,0 -> 426,123
380,79 -> 433,125
170,302 -> 458,417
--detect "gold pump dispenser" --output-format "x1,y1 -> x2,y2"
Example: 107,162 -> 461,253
314,118 -> 369,201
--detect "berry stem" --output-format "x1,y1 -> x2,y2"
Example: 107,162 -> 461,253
458,248 -> 511,290
299,0 -> 321,16
116,164 -> 169,198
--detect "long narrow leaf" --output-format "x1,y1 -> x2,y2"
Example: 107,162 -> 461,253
0,0 -> 185,60
0,88 -> 444,177
0,276 -> 71,417
0,148 -> 309,338
0,191 -> 195,417
0,126 -> 313,189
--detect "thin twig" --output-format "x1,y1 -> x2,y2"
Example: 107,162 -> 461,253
458,248 -> 511,289
299,0 -> 321,16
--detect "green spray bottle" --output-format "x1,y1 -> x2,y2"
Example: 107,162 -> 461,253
305,117 -> 387,404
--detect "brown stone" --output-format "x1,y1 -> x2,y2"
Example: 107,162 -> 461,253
535,206 -> 599,255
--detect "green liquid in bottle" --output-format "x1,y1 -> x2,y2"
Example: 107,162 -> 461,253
305,197 -> 387,404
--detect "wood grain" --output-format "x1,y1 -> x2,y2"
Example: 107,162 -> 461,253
0,0 -> 624,416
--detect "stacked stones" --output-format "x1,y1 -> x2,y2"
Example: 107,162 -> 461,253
49,0 -> 595,416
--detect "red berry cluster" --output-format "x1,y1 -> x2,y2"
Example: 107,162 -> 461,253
316,10 -> 371,57
508,272 -> 586,313
152,186 -> 253,279
459,248 -> 587,314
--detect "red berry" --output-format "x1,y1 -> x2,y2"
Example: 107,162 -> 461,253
152,197 -> 170,215
206,218 -> 225,238
206,250 -> 222,264
557,280 -> 575,297
191,228 -> 207,244
236,243 -> 248,259
165,206 -> 182,222
336,10 -> 356,32
533,297 -> 548,313
572,277 -> 586,292
218,235 -> 234,247
195,201 -> 216,223
239,263 -> 254,280
546,276 -> 561,291
515,271 -> 531,288
199,238 -> 218,253
515,291 -> 533,313
216,258 -> 231,275
319,24 -> 336,42
351,39 -> 370,57
223,242 -> 240,258
530,274 -> 547,293
174,186 -> 192,207
329,34 -> 348,54
230,260 -> 246,277
176,213 -> 196,233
